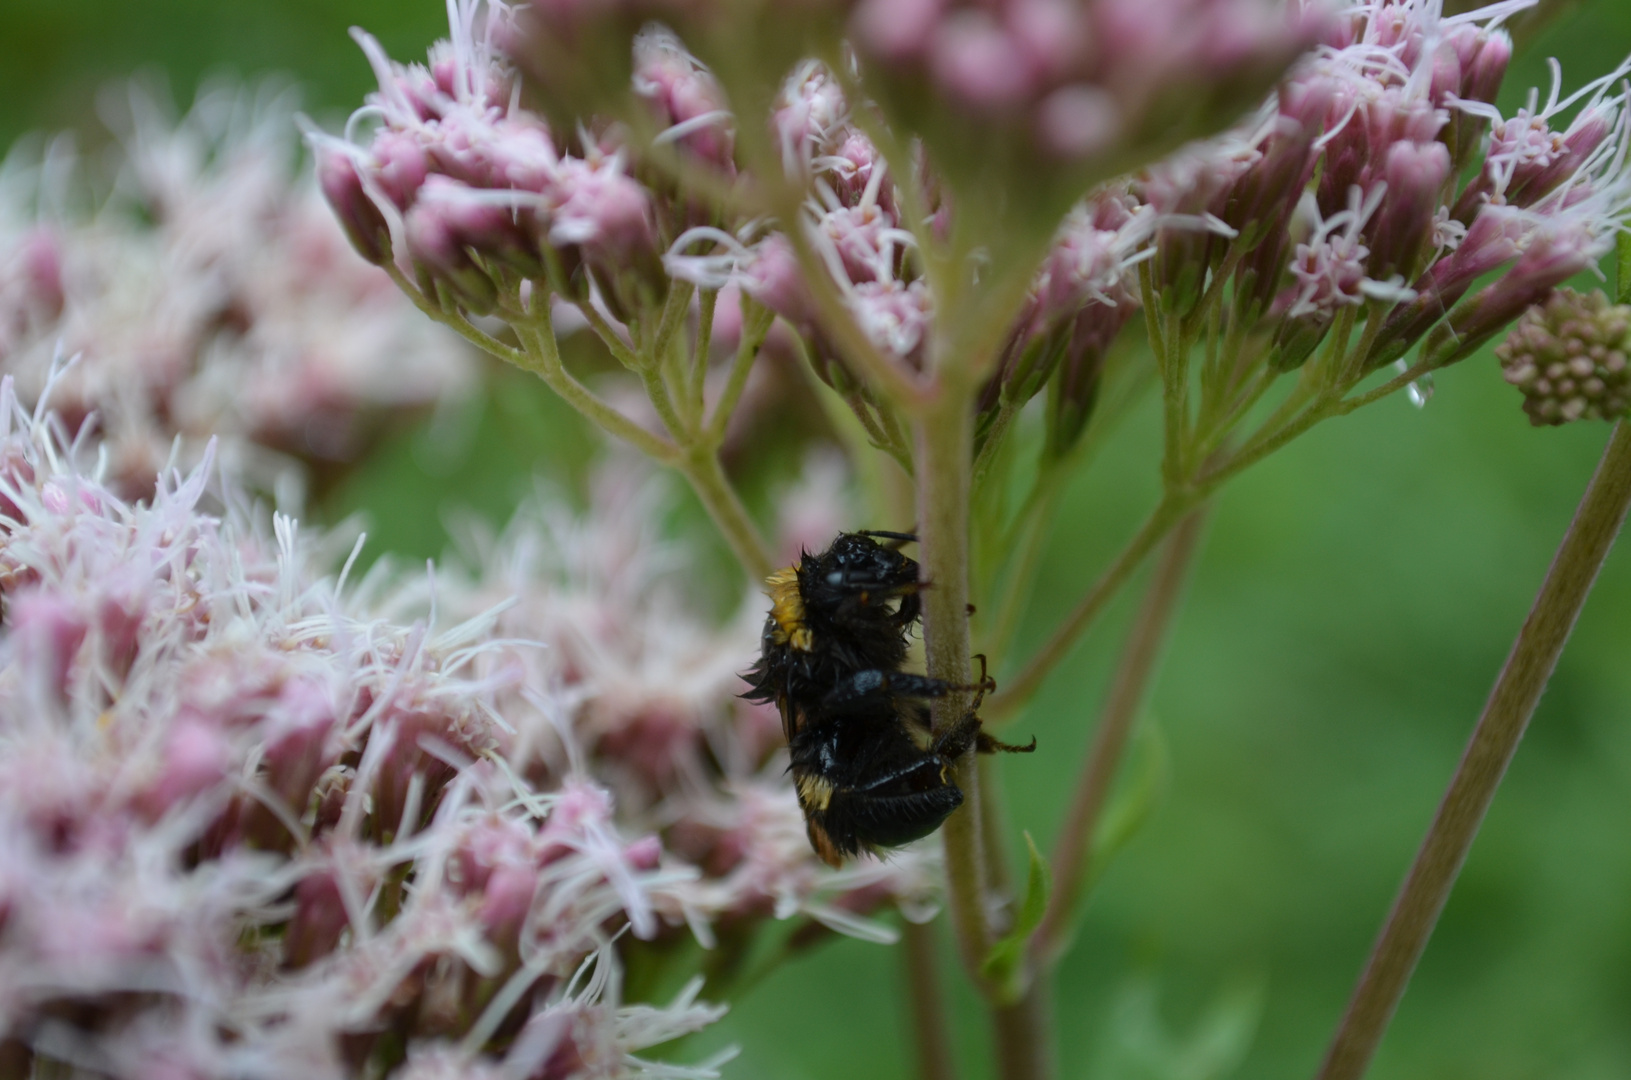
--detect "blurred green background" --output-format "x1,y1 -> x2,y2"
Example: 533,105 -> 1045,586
5,1 -> 1631,1078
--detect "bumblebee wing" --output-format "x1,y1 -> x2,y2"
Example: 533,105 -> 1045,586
776,692 -> 803,743
805,817 -> 846,868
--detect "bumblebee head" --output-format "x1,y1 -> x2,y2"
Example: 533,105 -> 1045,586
799,532 -> 921,623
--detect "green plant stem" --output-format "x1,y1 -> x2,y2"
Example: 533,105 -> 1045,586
993,992 -> 1053,1080
677,446 -> 776,582
386,268 -> 679,464
913,389 -> 985,974
690,288 -> 719,422
1316,418 -> 1631,1080
705,301 -> 773,444
1034,506 -> 1209,963
902,921 -> 960,1080
387,269 -> 775,582
571,297 -> 643,371
989,495 -> 1192,722
915,380 -> 1051,1080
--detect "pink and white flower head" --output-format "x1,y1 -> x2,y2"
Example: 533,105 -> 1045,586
0,82 -> 472,495
316,0 -> 670,318
633,26 -> 736,170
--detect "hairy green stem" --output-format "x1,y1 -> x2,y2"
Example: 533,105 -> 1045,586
902,921 -> 960,1080
914,391 -> 985,973
1316,418 -> 1631,1080
690,288 -> 719,423
386,271 -> 680,465
1034,506 -> 1209,963
678,447 -> 776,582
706,301 -> 773,445
915,380 -> 1050,1080
993,992 -> 1053,1080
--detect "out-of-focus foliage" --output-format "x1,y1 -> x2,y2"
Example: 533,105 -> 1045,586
5,2 -> 1631,1078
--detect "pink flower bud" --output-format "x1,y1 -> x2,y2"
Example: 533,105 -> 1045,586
1037,85 -> 1121,159
138,716 -> 233,819
317,148 -> 393,265
928,11 -> 1038,111
1462,30 -> 1512,105
547,159 -> 657,264
283,867 -> 349,968
370,131 -> 432,209
259,675 -> 341,812
1006,0 -> 1089,80
851,0 -> 945,61
1366,140 -> 1451,281
743,234 -> 816,326
10,591 -> 88,708
19,229 -> 65,320
404,194 -> 502,315
97,573 -> 148,683
1424,222 -> 1608,367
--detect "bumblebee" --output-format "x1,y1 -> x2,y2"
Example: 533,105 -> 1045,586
743,532 -> 1034,866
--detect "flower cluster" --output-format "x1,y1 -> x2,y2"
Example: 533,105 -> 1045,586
0,375 -> 938,1077
0,83 -> 473,498
1497,287 -> 1631,424
1138,0 -> 1631,381
313,5 -> 680,322
850,0 -> 1325,170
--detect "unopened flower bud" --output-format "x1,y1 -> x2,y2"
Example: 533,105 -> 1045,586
317,148 -> 392,265
1496,288 -> 1631,425
404,195 -> 502,315
1421,222 -> 1606,369
18,229 -> 66,321
1045,303 -> 1128,456
283,867 -> 349,968
1462,29 -> 1512,106
138,715 -> 233,820
742,234 -> 816,327
1366,139 -> 1450,282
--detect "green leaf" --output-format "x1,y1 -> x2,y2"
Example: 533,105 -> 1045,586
1618,232 -> 1631,306
980,831 -> 1052,1003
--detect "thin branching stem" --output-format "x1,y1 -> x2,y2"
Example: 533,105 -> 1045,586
385,267 -> 681,464
1316,419 -> 1631,1080
690,287 -> 719,422
1034,506 -> 1209,963
989,494 -> 1192,722
902,922 -> 960,1080
705,301 -> 773,444
678,446 -> 776,582
574,297 -> 644,370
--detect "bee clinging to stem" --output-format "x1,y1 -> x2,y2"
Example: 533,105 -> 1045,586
743,531 -> 1035,867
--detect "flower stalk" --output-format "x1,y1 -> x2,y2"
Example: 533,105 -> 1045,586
1034,504 -> 1209,963
1316,416 -> 1631,1080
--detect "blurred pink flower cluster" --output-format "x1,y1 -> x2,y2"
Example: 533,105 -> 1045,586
313,4 -> 671,320
0,83 -> 474,498
0,375 -> 937,1076
849,0 -> 1324,161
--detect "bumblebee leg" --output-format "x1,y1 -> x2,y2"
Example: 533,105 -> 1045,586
931,711 -> 983,760
857,529 -> 919,546
975,731 -> 1037,754
820,669 -> 959,714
